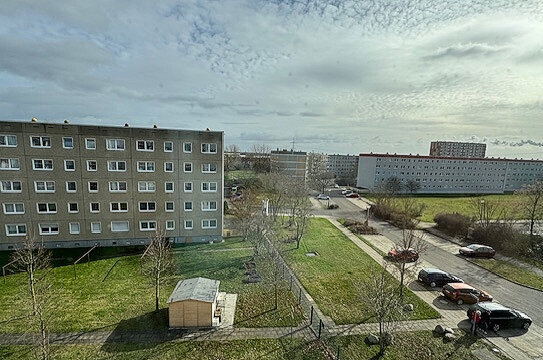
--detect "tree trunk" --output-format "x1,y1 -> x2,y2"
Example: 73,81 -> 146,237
155,273 -> 160,311
399,263 -> 406,299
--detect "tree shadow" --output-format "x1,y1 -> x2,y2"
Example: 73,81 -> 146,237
432,295 -> 468,310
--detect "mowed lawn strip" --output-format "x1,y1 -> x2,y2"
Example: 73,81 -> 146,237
0,339 -> 328,360
0,239 -> 302,334
468,258 -> 543,291
281,218 -> 440,325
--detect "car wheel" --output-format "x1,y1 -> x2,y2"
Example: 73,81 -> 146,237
522,322 -> 531,330
430,282 -> 436,288
456,299 -> 463,305
493,324 -> 500,332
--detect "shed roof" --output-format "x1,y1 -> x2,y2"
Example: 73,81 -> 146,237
167,277 -> 220,304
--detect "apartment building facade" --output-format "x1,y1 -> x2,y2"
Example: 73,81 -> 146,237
357,153 -> 543,194
326,154 -> 358,180
270,149 -> 307,180
0,120 -> 223,250
429,141 -> 486,158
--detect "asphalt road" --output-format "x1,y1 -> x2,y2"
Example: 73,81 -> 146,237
313,193 -> 543,327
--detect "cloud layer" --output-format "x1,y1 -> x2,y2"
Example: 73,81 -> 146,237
1,0 -> 543,158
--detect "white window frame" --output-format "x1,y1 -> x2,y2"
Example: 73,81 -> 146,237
139,201 -> 156,212
164,141 -> 173,152
166,220 -> 175,230
201,163 -> 217,173
0,158 -> 20,170
183,162 -> 192,173
6,224 -> 27,236
30,136 -> 51,148
109,181 -> 127,193
69,222 -> 80,235
137,161 -> 155,173
111,221 -> 130,232
184,201 -> 193,212
164,162 -> 174,172
64,159 -> 76,171
110,202 -> 128,213
32,159 -> 53,171
107,161 -> 126,172
36,202 -> 57,214
106,138 -> 125,151
89,202 -> 100,213
85,138 -> 96,150
201,143 -> 217,154
165,182 -> 174,193
88,181 -> 99,193
66,181 -> 77,193
184,182 -> 193,193
3,203 -> 25,215
63,137 -> 74,149
201,201 -> 217,211
202,219 -> 218,229
138,181 -> 156,193
91,222 -> 102,234
165,201 -> 175,212
136,140 -> 154,152
67,202 -> 79,213
183,142 -> 192,153
139,220 -> 157,231
0,134 -> 17,147
39,223 -> 59,235
201,181 -> 218,192
2,180 -> 22,193
34,181 -> 55,193
87,160 -> 97,171
184,220 -> 193,230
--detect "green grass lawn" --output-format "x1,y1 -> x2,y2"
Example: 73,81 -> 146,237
331,330 -> 509,360
225,170 -> 257,182
0,339 -> 327,360
367,194 -> 524,222
0,238 -> 303,334
468,258 -> 543,291
281,218 -> 440,324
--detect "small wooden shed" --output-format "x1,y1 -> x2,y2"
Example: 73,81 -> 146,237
167,277 -> 220,328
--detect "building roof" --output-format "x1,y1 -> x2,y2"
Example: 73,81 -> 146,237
359,153 -> 543,163
167,277 -> 220,304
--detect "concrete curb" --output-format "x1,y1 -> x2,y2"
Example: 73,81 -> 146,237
421,228 -> 543,293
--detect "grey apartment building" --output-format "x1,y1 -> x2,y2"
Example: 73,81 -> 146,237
270,149 -> 307,180
429,141 -> 486,158
357,153 -> 543,194
0,120 -> 223,250
326,154 -> 358,180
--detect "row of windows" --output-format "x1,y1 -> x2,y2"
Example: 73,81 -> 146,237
0,158 -> 217,173
2,200 -> 218,214
4,219 -> 218,237
0,180 -> 218,194
375,157 -> 543,167
0,134 -> 218,154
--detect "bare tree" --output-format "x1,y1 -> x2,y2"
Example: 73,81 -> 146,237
516,181 -> 543,236
307,152 -> 334,193
293,200 -> 313,249
224,144 -> 242,172
471,197 -> 501,228
249,144 -> 271,173
285,178 -> 310,227
391,226 -> 427,299
11,234 -> 52,360
259,172 -> 289,223
230,188 -> 261,241
360,264 -> 411,356
142,227 -> 173,311
405,179 -> 421,194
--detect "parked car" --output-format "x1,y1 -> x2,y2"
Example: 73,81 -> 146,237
417,268 -> 463,288
341,189 -> 351,195
467,302 -> 532,332
345,193 -> 359,198
316,194 -> 330,200
387,248 -> 419,262
459,244 -> 496,258
442,283 -> 492,305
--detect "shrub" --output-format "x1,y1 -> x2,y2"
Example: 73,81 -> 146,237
434,213 -> 471,238
342,219 -> 378,235
371,204 -> 415,228
328,204 -> 339,209
470,223 -> 532,257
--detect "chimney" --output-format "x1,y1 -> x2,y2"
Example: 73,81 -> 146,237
31,117 -> 38,122
64,119 -> 70,124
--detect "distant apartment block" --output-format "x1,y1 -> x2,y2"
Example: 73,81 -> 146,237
430,141 -> 486,158
0,120 -> 223,250
357,153 -> 543,194
326,154 -> 358,180
270,149 -> 307,180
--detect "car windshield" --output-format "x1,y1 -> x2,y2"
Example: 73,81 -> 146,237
467,245 -> 481,250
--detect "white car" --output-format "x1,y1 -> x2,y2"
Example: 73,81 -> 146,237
316,194 -> 330,200
341,190 -> 352,195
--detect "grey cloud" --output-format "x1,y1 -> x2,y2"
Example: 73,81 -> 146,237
424,43 -> 507,59
491,139 -> 543,147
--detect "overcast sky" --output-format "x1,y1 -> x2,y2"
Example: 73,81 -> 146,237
1,0 -> 543,158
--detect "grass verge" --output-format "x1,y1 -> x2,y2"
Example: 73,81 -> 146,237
281,218 -> 440,324
468,258 -> 543,291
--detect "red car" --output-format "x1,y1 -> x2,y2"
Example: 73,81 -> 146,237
387,248 -> 419,262
345,193 -> 359,198
442,283 -> 493,305
459,244 -> 495,258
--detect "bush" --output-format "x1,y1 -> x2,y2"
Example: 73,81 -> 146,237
434,213 -> 471,238
471,223 -> 532,257
371,204 -> 415,229
341,219 -> 378,235
328,204 -> 339,209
